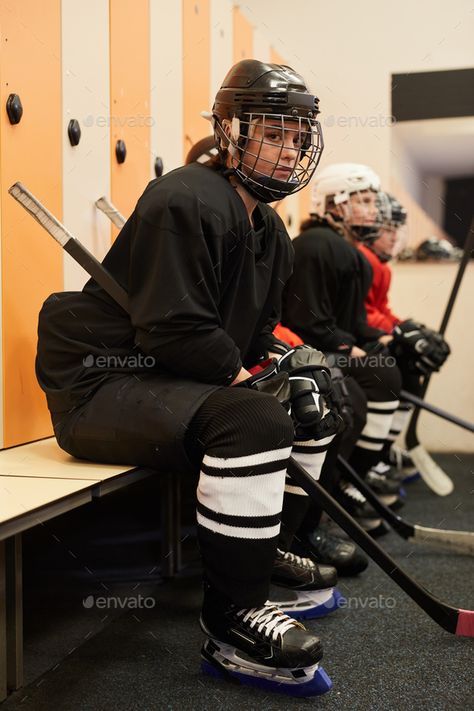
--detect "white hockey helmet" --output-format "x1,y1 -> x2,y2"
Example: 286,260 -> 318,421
311,162 -> 381,216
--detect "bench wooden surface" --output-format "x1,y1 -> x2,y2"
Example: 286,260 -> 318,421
0,437 -> 135,480
0,475 -> 93,525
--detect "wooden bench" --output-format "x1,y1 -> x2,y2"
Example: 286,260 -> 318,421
0,437 -> 182,701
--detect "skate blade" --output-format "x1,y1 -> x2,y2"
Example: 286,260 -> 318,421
402,471 -> 421,484
201,643 -> 332,697
357,517 -> 382,531
270,587 -> 343,620
377,493 -> 398,505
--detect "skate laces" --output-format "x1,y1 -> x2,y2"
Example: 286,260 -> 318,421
277,548 -> 316,570
341,481 -> 366,503
237,603 -> 299,641
371,461 -> 390,476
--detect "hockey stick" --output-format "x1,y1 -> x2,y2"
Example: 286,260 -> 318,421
337,455 -> 474,555
9,183 -> 129,313
95,196 -> 126,229
403,218 -> 474,497
288,459 -> 474,637
10,182 -> 474,637
400,390 -> 474,433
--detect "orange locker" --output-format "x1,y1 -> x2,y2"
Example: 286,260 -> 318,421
0,0 -> 62,446
183,0 -> 210,159
110,0 -> 151,230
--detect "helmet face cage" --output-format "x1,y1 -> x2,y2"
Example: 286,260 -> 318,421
215,111 -> 323,203
371,191 -> 408,260
375,191 -> 407,229
332,189 -> 380,243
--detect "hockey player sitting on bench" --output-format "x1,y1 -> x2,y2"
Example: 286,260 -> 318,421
356,191 -> 450,478
35,60 -> 344,697
282,163 -> 406,533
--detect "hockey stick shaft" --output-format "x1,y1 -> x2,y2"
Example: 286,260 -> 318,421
287,458 -> 472,635
10,183 -> 474,637
337,455 -> 474,555
9,183 -> 129,313
95,196 -> 126,229
400,390 -> 474,433
405,217 -> 474,449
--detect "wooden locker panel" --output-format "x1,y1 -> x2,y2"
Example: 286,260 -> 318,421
150,0 -> 183,175
110,0 -> 151,229
183,0 -> 210,159
0,0 -> 62,447
233,6 -> 253,63
269,48 -> 290,231
62,0 -> 111,291
210,0 -> 232,101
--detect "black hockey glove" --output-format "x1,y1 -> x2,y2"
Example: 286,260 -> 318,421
419,328 -> 450,370
327,367 -> 354,431
392,319 -> 449,375
235,360 -> 291,409
277,346 -> 342,439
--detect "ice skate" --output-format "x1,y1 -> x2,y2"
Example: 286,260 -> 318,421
269,549 -> 342,619
200,587 -> 332,697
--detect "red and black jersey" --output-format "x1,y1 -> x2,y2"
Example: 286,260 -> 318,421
357,243 -> 401,333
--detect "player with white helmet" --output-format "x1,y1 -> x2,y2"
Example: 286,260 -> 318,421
357,191 -> 450,479
282,163 -> 405,531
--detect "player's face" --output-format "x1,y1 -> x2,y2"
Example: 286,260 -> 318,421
373,226 -> 398,255
240,118 -> 305,181
343,190 -> 378,225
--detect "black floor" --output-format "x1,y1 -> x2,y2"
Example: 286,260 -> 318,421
2,453 -> 474,711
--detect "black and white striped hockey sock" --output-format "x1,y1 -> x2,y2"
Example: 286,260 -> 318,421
279,433 -> 336,551
349,397 -> 399,476
186,387 -> 294,607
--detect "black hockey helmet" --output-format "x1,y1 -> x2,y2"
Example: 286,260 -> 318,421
211,59 -> 323,203
376,192 -> 407,228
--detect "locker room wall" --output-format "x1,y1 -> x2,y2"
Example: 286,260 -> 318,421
0,0 -> 63,447
210,0 -> 233,104
62,0 -> 111,292
150,1 -> 183,176
183,0 -> 211,160
110,0 -> 151,229
0,0 -> 258,448
233,5 -> 254,62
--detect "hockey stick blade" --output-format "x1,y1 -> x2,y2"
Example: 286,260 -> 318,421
337,455 -> 474,555
408,445 -> 454,496
288,458 -> 474,637
11,183 -> 474,637
95,196 -> 126,229
9,182 -> 130,313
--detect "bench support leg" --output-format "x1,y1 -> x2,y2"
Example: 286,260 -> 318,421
160,473 -> 182,578
6,535 -> 23,692
0,541 -> 6,701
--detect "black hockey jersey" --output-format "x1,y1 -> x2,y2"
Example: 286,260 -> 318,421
36,163 -> 293,414
281,220 -> 386,351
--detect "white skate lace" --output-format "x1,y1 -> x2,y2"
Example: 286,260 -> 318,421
237,603 -> 300,642
371,461 -> 390,475
367,470 -> 388,484
276,548 -> 316,570
390,444 -> 411,471
341,482 -> 367,504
